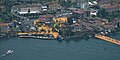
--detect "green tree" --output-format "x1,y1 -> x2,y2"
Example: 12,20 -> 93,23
59,1 -> 74,7
0,18 -> 4,22
97,9 -> 108,18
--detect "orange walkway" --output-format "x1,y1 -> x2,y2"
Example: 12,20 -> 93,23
95,34 -> 120,45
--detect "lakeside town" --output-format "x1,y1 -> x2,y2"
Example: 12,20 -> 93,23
0,0 -> 120,41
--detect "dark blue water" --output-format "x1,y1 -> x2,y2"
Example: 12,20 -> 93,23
0,35 -> 120,60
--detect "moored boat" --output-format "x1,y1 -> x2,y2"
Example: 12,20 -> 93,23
18,32 -> 64,40
18,34 -> 56,40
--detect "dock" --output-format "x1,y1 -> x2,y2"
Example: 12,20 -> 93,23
17,32 -> 59,39
95,34 -> 120,45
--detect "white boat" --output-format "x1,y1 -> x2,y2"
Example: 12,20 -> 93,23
0,50 -> 14,57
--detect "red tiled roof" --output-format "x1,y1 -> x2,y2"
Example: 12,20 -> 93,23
39,14 -> 53,20
39,14 -> 53,18
0,23 -> 8,26
103,25 -> 114,28
73,10 -> 84,14
71,23 -> 82,28
101,4 -> 120,9
0,6 -> 4,8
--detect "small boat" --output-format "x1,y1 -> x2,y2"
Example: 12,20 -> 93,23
0,50 -> 14,57
34,36 -> 55,40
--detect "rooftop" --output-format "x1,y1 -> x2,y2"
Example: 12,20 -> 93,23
0,6 -> 4,8
101,4 -> 120,9
73,10 -> 85,14
0,23 -> 9,26
39,14 -> 53,18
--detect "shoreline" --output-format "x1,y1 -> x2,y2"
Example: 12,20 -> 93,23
1,27 -> 120,41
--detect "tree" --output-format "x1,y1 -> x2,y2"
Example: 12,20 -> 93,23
98,9 -> 108,18
55,24 -> 60,28
68,17 -> 73,25
59,1 -> 73,7
0,18 -> 4,22
41,29 -> 46,32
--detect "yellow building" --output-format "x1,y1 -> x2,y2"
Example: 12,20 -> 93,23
53,17 -> 68,24
34,20 -> 40,25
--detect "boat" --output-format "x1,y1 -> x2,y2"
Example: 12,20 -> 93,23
19,36 -> 36,38
19,34 -> 56,40
18,32 -> 64,40
34,36 -> 55,40
0,50 -> 14,57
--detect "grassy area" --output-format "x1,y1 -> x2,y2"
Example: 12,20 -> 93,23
0,18 -> 4,22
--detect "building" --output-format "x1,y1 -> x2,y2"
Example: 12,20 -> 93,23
13,3 -> 42,18
53,17 -> 68,24
97,0 -> 120,4
103,24 -> 115,30
42,6 -> 48,11
18,3 -> 42,14
111,0 -> 120,3
76,0 -> 87,8
90,9 -> 98,16
39,14 -> 53,23
0,0 -> 4,4
71,23 -> 83,32
48,3 -> 63,11
0,23 -> 9,33
100,4 -> 120,12
0,6 -> 5,12
0,0 -> 5,12
58,0 -> 76,3
73,9 -> 90,19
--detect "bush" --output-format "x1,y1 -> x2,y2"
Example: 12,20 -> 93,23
0,18 -> 4,22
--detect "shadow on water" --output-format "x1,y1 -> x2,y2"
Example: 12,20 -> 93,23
0,38 -> 10,44
64,35 -> 91,43
64,28 -> 120,44
57,39 -> 63,43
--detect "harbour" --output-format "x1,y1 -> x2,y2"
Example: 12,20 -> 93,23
0,0 -> 120,60
0,33 -> 120,60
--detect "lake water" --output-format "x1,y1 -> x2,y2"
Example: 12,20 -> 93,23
0,34 -> 120,60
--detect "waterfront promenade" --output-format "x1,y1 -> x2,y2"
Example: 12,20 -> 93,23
95,34 -> 120,45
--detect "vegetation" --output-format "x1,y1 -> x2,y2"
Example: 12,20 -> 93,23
0,12 -> 14,22
59,1 -> 76,7
97,9 -> 109,18
107,11 -> 120,19
98,9 -> 120,22
0,18 -> 4,22
68,18 -> 73,25
0,0 -> 16,22
8,0 -> 55,3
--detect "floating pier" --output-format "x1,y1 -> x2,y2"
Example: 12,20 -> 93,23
95,34 -> 120,45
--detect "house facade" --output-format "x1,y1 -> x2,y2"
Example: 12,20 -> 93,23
48,3 -> 63,11
100,4 -> 120,12
39,14 -> 53,23
0,23 -> 9,33
53,17 -> 68,24
0,0 -> 5,12
12,3 -> 42,18
73,9 -> 90,19
71,23 -> 83,32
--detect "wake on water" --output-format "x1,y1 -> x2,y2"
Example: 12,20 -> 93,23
0,54 -> 6,57
0,51 -> 14,57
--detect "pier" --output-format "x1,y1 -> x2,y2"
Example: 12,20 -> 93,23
18,32 -> 59,38
95,34 -> 120,45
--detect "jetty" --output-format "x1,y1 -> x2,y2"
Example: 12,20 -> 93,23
95,34 -> 120,45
